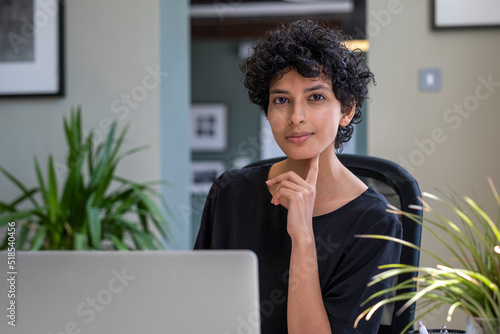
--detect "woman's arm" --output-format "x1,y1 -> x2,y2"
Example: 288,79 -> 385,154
266,156 -> 332,334
287,234 -> 332,333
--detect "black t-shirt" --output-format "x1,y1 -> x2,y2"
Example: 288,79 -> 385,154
194,164 -> 402,334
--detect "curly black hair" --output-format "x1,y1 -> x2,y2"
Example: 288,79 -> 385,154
240,19 -> 375,150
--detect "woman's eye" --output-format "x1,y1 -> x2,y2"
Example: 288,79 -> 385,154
309,94 -> 325,101
273,97 -> 288,104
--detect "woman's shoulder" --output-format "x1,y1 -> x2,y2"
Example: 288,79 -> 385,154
360,187 -> 392,207
355,187 -> 402,232
213,163 -> 271,191
319,186 -> 399,228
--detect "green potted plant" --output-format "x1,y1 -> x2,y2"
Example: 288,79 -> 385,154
355,178 -> 500,334
0,107 -> 172,250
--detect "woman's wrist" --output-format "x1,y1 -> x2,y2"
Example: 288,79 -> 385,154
290,231 -> 316,249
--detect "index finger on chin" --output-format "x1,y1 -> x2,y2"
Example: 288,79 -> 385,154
306,155 -> 319,186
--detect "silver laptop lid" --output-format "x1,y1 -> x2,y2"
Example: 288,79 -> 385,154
1,250 -> 260,334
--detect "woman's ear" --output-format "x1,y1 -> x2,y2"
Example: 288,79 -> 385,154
340,102 -> 356,127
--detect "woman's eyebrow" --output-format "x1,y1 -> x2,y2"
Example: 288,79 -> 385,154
269,88 -> 288,95
304,84 -> 330,92
270,84 -> 330,95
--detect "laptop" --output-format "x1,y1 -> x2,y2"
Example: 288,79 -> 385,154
1,250 -> 260,334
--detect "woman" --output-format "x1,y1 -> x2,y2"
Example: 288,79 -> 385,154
194,20 -> 402,334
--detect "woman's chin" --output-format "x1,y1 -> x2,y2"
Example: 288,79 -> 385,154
283,146 -> 334,161
284,152 -> 318,161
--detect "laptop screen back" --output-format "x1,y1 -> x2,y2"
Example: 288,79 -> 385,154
1,250 -> 260,334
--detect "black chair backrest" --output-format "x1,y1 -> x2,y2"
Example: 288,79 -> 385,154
245,153 -> 423,334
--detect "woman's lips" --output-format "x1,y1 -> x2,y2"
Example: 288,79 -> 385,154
286,132 -> 313,143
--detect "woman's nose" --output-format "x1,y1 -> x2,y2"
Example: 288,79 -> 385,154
289,103 -> 306,125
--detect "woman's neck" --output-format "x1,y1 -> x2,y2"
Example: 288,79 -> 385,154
282,149 -> 340,185
269,149 -> 367,215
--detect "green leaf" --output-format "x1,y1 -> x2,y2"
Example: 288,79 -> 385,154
34,156 -> 48,205
109,123 -> 130,163
86,198 -> 101,249
115,145 -> 149,164
93,162 -> 116,205
8,188 -> 38,208
74,233 -> 89,250
75,106 -> 82,147
0,203 -> 14,211
47,156 -> 59,224
114,217 -> 158,250
15,224 -> 31,250
108,234 -> 129,250
30,226 -> 47,250
89,123 -> 115,190
0,166 -> 39,208
0,235 -> 7,250
0,211 -> 37,226
465,196 -> 500,244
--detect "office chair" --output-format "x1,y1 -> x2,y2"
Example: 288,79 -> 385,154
245,153 -> 423,334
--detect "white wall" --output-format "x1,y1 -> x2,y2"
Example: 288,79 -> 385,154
0,2 -> 161,226
368,0 -> 500,329
0,0 -> 192,249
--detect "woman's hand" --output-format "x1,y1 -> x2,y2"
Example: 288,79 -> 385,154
268,155 -> 332,333
266,155 -> 319,240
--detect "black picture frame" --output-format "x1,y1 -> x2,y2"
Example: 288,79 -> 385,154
432,0 -> 500,30
0,0 -> 65,97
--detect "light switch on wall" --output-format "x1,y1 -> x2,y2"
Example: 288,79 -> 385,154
419,68 -> 441,92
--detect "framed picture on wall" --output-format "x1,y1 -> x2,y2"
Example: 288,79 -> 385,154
0,0 -> 65,97
432,0 -> 500,29
191,103 -> 228,152
191,161 -> 226,194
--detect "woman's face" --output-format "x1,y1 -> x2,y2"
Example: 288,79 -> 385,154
267,68 -> 351,160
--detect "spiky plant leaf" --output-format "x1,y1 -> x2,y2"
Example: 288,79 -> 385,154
357,180 -> 500,333
0,107 -> 171,251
